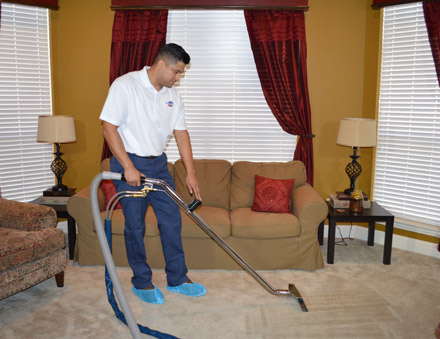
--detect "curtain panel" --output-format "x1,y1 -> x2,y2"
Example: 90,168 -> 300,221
109,10 -> 168,84
0,0 -> 58,10
111,0 -> 308,11
101,10 -> 168,160
423,0 -> 440,86
244,10 -> 314,185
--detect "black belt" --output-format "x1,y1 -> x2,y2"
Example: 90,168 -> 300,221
128,153 -> 158,159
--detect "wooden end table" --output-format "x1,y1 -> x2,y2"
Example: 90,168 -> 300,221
30,196 -> 76,260
318,201 -> 395,265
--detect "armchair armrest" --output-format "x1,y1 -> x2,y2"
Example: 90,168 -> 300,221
292,184 -> 328,231
0,198 -> 57,231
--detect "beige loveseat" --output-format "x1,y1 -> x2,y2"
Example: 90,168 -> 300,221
67,159 -> 327,271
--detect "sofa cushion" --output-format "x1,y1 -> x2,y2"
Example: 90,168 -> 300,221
230,208 -> 300,239
231,161 -> 307,210
0,227 -> 65,271
251,175 -> 295,213
180,206 -> 231,238
174,159 -> 231,210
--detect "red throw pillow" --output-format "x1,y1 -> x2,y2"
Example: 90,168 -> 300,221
100,180 -> 122,210
251,175 -> 295,214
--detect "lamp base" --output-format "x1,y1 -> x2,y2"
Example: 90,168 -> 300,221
51,184 -> 68,192
336,190 -> 369,201
344,147 -> 362,197
344,187 -> 354,195
43,187 -> 76,197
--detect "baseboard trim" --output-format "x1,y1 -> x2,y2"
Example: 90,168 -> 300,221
321,224 -> 440,259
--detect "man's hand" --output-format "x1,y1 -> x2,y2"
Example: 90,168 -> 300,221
124,166 -> 144,187
186,173 -> 201,201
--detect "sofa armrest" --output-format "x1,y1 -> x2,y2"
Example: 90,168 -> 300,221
0,198 -> 57,231
67,185 -> 103,229
292,184 -> 328,231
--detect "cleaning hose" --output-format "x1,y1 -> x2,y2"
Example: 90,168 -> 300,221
91,172 -> 178,339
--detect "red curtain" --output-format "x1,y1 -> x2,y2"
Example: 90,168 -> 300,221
424,0 -> 440,87
244,10 -> 314,185
101,10 -> 168,160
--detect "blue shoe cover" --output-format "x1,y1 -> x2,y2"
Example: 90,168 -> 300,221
132,285 -> 164,304
167,281 -> 206,297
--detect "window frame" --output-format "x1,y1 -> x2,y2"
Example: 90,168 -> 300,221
373,1 -> 440,238
0,2 -> 55,202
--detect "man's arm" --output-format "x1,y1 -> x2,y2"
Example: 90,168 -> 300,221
174,129 -> 201,200
102,121 -> 143,187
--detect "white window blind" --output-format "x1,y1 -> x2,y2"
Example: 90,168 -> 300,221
0,3 -> 54,202
165,10 -> 296,162
374,2 -> 440,227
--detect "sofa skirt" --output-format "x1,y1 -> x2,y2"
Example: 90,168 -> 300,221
75,231 -> 324,271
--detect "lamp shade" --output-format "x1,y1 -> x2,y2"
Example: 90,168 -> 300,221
336,118 -> 376,147
37,115 -> 76,143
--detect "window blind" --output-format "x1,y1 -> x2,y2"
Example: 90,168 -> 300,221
165,10 -> 296,163
0,3 -> 54,202
374,2 -> 440,227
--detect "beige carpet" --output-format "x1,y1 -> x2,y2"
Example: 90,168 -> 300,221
1,239 -> 439,339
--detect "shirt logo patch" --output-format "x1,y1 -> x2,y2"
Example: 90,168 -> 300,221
166,101 -> 174,107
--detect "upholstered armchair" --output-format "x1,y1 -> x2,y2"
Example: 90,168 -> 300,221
0,193 -> 66,300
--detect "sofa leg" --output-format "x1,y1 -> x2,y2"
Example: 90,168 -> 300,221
55,271 -> 64,287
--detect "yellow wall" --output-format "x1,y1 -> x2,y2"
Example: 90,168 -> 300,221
307,0 -> 380,199
51,0 -> 381,198
51,0 -> 114,191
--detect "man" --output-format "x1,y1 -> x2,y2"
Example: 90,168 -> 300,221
100,43 -> 205,305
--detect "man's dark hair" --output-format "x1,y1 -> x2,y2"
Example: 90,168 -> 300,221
156,43 -> 190,65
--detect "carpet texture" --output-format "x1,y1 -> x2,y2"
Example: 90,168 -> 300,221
0,239 -> 439,338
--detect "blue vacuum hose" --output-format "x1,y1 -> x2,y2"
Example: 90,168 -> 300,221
90,172 -> 179,338
104,219 -> 178,339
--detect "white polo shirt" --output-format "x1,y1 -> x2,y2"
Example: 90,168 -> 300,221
99,66 -> 187,157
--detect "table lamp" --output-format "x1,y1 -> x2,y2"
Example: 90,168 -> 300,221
37,115 -> 76,193
337,118 -> 376,195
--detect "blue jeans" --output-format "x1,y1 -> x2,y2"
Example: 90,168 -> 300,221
110,153 -> 189,288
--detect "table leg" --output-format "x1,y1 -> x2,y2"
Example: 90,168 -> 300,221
383,219 -> 394,265
318,221 -> 324,246
327,220 -> 336,264
367,221 -> 375,246
67,215 -> 76,260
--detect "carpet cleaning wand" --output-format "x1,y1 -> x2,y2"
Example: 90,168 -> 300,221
126,177 -> 309,312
